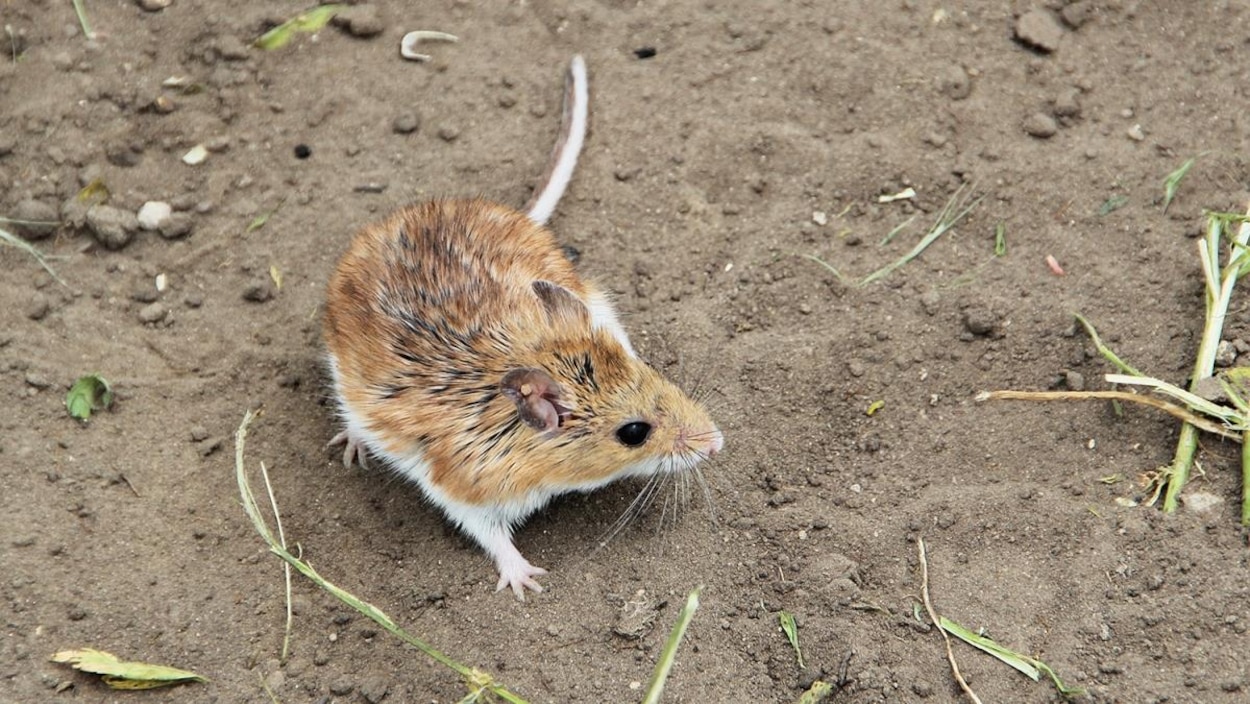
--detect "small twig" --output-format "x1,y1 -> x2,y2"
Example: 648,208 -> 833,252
981,389 -> 1241,441
119,473 -> 141,498
917,538 -> 982,704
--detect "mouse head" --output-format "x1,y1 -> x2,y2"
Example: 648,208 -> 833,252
498,280 -> 723,494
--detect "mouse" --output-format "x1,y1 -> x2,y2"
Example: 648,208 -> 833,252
322,55 -> 723,599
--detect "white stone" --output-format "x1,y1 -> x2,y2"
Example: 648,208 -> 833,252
137,201 -> 172,231
1183,491 -> 1224,514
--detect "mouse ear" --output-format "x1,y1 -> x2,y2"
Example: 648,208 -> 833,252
533,280 -> 590,328
500,367 -> 572,432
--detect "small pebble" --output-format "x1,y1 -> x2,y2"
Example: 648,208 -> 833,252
1023,113 -> 1058,138
204,135 -> 232,153
1014,10 -> 1065,53
243,281 -> 275,303
935,63 -> 971,100
10,199 -> 59,240
87,205 -> 140,250
962,307 -> 999,336
190,425 -> 210,442
1126,124 -> 1146,141
1053,88 -> 1082,118
919,291 -> 940,316
214,35 -> 250,62
1184,491 -> 1224,514
332,5 -> 385,38
1061,1 -> 1093,28
138,302 -> 168,324
436,125 -> 460,142
137,201 -> 173,231
135,0 -> 172,11
359,676 -> 389,704
1215,340 -> 1237,367
158,213 -> 194,240
26,293 -> 51,321
392,113 -> 420,134
24,372 -> 52,390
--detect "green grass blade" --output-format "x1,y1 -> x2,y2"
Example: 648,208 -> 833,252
939,617 -> 1039,680
879,215 -> 915,246
71,0 -> 94,40
1162,156 -> 1198,214
1073,313 -> 1144,377
0,225 -> 67,286
797,253 -> 848,286
233,411 -> 529,704
860,185 -> 982,286
641,587 -> 702,704
1097,195 -> 1128,216
994,222 -> 1007,256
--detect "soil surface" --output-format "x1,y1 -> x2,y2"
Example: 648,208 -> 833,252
4,1 -> 1250,703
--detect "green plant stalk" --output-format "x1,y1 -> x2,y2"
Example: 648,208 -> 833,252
1073,313 -> 1144,377
233,411 -> 528,704
1163,212 -> 1250,512
71,0 -> 93,39
1103,374 -> 1246,428
1243,429 -> 1250,526
641,587 -> 702,704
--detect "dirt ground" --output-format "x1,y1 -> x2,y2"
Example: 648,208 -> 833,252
5,1 -> 1250,702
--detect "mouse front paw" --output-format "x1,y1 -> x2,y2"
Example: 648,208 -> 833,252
494,557 -> 548,600
327,429 -> 370,469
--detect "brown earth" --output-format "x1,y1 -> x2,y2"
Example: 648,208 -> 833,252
4,1 -> 1250,703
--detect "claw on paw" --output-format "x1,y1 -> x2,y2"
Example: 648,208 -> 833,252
495,563 -> 548,601
327,429 -> 369,469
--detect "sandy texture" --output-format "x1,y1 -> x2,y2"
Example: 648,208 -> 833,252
4,1 -> 1250,702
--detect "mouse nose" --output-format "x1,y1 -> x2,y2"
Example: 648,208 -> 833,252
705,428 -> 724,457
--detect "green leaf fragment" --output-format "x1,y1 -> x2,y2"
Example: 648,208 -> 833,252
779,611 -> 804,668
66,374 -> 114,422
1097,195 -> 1128,216
51,648 -> 206,689
255,4 -> 348,51
994,221 -> 1007,256
1162,156 -> 1197,213
939,617 -> 1084,697
796,680 -> 834,704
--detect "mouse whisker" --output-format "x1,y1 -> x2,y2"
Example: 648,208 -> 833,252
591,472 -> 664,555
692,464 -> 718,527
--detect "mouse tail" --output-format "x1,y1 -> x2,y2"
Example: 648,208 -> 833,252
525,54 -> 589,226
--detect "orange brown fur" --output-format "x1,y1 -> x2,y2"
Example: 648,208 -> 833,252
324,199 -> 718,506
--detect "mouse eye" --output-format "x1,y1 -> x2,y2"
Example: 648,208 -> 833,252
615,421 -> 652,447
